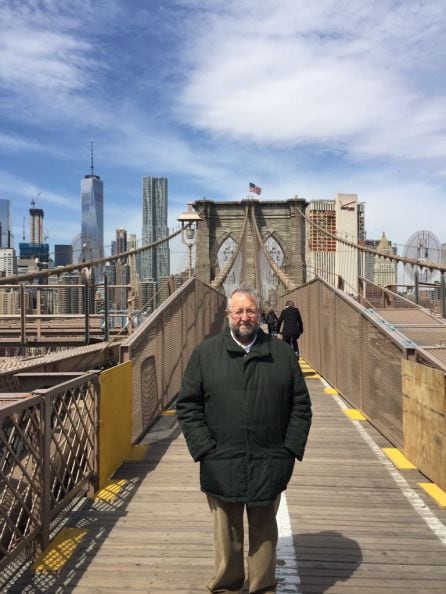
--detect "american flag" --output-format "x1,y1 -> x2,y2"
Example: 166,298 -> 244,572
249,182 -> 262,195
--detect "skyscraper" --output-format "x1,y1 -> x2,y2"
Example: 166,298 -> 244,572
19,200 -> 49,262
0,199 -> 13,249
127,232 -> 139,285
115,228 -> 127,255
141,177 -> 169,281
81,143 -> 104,266
54,244 -> 73,267
0,248 -> 15,277
305,193 -> 365,295
112,228 -> 130,309
29,205 -> 44,244
373,232 -> 397,288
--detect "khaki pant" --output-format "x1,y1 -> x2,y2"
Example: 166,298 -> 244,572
206,495 -> 281,594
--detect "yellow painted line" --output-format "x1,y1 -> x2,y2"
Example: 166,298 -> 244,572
33,528 -> 87,572
127,444 -> 149,460
343,408 -> 367,421
418,483 -> 446,507
382,448 -> 416,470
324,387 -> 338,395
161,409 -> 176,416
95,479 -> 127,501
304,373 -> 321,379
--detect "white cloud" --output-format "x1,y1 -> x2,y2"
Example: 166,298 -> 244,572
0,1 -> 113,128
176,0 -> 446,168
1,0 -> 445,258
0,29 -> 91,92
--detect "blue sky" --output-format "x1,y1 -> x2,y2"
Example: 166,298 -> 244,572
1,0 -> 446,257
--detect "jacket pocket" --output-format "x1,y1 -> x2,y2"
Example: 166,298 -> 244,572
200,457 -> 246,498
269,450 -> 295,492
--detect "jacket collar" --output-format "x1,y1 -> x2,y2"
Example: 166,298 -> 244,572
223,326 -> 271,358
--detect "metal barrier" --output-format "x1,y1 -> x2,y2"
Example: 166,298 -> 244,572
283,277 -> 416,448
0,277 -> 225,579
120,277 -> 226,442
0,372 -> 98,576
282,277 -> 446,490
0,342 -> 120,392
0,282 -> 130,348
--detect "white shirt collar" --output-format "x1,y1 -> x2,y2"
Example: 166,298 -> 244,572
230,330 -> 257,353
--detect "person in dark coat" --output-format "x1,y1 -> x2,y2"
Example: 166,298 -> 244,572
266,308 -> 278,336
277,300 -> 304,356
176,286 -> 312,594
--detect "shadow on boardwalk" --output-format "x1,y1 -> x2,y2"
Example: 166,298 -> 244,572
292,530 -> 362,594
6,415 -> 181,593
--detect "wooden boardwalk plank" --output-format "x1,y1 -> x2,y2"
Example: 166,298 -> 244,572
8,377 -> 446,593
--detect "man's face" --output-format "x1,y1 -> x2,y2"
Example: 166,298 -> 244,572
227,292 -> 260,344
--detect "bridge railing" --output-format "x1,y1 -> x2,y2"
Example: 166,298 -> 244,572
120,277 -> 226,442
283,277 -> 446,491
284,277 -> 416,448
358,276 -> 446,315
0,282 -> 134,348
0,372 -> 98,579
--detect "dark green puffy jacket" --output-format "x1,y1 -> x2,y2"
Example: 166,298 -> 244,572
176,327 -> 312,506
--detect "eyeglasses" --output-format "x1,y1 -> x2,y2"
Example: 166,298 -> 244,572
228,308 -> 259,319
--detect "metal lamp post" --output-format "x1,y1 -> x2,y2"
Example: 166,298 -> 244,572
177,204 -> 202,278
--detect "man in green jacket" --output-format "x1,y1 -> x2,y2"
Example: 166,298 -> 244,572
176,286 -> 312,594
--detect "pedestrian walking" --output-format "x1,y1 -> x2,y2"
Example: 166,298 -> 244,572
277,300 -> 303,356
176,285 -> 312,594
266,308 -> 278,336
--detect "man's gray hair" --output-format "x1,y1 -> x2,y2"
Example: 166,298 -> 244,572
227,285 -> 262,310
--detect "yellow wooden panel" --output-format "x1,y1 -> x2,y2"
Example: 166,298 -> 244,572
33,528 -> 87,572
418,482 -> 446,507
98,361 -> 133,489
344,409 -> 367,421
382,447 -> 416,469
401,359 -> 446,491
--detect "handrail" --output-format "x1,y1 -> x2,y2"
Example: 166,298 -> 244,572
0,225 -> 187,285
0,372 -> 98,576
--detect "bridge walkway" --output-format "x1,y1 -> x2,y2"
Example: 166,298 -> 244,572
10,364 -> 446,593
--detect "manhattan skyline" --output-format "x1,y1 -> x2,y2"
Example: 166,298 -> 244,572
1,1 -> 445,254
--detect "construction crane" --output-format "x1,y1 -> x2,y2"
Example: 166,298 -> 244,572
31,191 -> 41,208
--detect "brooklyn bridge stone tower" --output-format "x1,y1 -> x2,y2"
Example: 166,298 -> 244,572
193,197 -> 307,290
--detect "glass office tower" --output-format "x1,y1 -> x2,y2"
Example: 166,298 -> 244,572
0,199 -> 13,249
141,177 -> 169,281
81,168 -> 104,266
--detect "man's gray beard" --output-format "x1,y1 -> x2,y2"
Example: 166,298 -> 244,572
229,320 -> 260,342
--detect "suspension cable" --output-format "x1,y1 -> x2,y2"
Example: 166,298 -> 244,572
295,206 -> 446,274
249,204 -> 297,291
0,226 -> 187,285
210,207 -> 250,290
